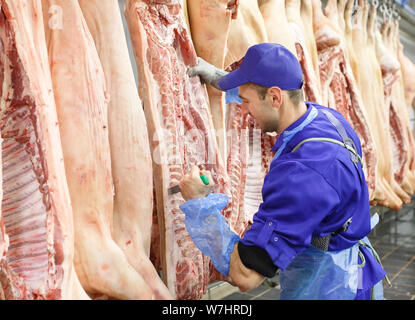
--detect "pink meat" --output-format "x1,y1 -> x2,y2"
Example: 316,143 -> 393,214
329,50 -> 378,198
312,2 -> 378,202
244,116 -> 275,224
389,104 -> 407,184
125,0 -> 231,300
223,59 -> 275,229
226,102 -> 249,235
78,0 -> 171,300
0,0 -> 84,299
380,51 -> 408,187
295,43 -> 322,103
43,0 -> 152,299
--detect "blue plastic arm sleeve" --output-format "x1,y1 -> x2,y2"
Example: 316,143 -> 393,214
179,193 -> 240,276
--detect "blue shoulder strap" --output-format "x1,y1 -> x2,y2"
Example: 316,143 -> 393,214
291,108 -> 364,183
320,110 -> 361,168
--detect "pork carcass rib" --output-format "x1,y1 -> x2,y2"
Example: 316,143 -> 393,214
125,0 -> 231,300
223,1 -> 276,228
393,21 -> 415,194
42,0 -> 153,299
0,0 -> 87,299
187,0 -> 259,234
312,0 -> 377,201
374,22 -> 411,204
345,0 -> 402,209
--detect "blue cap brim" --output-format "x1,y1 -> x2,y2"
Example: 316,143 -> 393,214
217,68 -> 250,91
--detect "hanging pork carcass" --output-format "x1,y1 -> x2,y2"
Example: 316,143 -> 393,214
0,0 -> 87,299
42,0 -> 154,299
311,0 -> 378,205
124,0 -> 231,300
78,0 -> 171,300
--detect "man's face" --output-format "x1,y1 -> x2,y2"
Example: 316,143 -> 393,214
238,84 -> 280,133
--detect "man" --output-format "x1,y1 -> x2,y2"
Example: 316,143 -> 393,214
179,43 -> 388,299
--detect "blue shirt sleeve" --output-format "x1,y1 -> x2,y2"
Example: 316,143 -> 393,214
240,160 -> 340,270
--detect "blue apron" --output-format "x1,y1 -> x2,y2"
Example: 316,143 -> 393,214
279,217 -> 386,300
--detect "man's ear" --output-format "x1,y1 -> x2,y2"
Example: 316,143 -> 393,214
267,86 -> 283,109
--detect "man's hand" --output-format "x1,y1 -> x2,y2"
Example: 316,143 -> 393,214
188,57 -> 228,91
179,166 -> 214,201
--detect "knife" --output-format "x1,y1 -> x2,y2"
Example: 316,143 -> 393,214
168,174 -> 210,195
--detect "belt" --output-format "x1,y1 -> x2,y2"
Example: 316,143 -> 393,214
310,217 -> 352,251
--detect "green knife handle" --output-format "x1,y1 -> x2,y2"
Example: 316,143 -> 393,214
200,174 -> 209,185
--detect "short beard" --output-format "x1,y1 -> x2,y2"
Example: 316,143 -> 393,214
261,118 -> 279,134
261,101 -> 279,134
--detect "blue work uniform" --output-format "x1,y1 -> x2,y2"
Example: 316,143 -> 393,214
240,101 -> 387,299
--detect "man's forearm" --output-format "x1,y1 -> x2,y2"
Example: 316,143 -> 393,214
228,243 -> 265,292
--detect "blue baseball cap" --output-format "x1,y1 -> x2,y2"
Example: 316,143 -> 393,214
218,43 -> 304,91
